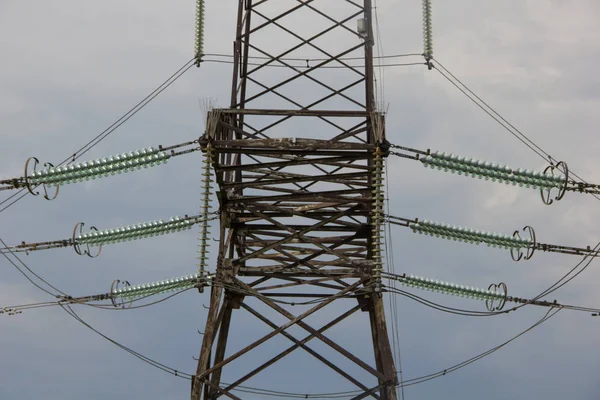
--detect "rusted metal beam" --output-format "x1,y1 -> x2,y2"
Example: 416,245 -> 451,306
191,285 -> 224,400
202,379 -> 242,400
217,109 -> 371,117
368,295 -> 399,399
215,155 -> 371,172
213,138 -> 373,150
207,294 -> 238,399
224,171 -> 370,189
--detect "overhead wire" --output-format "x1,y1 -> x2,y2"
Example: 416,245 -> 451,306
60,295 -> 394,399
18,268 -> 564,399
210,307 -> 562,398
532,241 -> 600,300
281,307 -> 561,397
57,58 -> 195,164
397,307 -> 561,388
0,57 -> 196,215
431,58 -> 600,202
0,62 -> 201,304
383,281 -> 600,316
81,287 -> 196,312
0,56 -> 203,392
373,0 -> 387,111
59,303 -> 193,380
0,237 -> 66,297
45,283 -> 380,400
0,12 -> 587,400
379,237 -> 600,316
1,280 -> 200,315
385,210 -> 600,308
384,285 -> 510,317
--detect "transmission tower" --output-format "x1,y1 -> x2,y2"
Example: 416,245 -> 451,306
191,1 -> 398,398
3,2 -> 600,398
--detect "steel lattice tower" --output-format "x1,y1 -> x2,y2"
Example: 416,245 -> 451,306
192,1 -> 397,398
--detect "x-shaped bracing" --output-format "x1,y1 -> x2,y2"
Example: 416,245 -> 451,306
197,279 -> 394,399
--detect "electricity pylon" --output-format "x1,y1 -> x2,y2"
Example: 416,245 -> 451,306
192,1 -> 398,398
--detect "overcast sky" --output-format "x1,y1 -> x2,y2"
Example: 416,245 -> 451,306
1,1 -> 600,399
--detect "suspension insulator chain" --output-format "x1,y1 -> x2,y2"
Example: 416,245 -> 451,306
422,0 -> 433,69
372,148 -> 385,292
195,0 -> 205,66
197,143 -> 214,292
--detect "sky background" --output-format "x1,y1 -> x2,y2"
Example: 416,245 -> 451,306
1,0 -> 600,399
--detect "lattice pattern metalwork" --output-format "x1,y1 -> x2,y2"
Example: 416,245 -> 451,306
192,1 -> 398,399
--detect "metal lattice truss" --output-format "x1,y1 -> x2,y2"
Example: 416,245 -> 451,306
192,1 -> 397,399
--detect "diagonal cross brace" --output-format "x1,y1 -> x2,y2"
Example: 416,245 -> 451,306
194,279 -> 363,383
237,279 -> 385,381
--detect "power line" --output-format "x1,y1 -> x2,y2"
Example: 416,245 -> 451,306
21,263 -> 563,399
218,306 -> 562,398
533,241 -> 600,300
385,217 -> 600,314
1,286 -> 196,315
57,58 -> 195,165
0,237 -> 66,297
384,285 -> 508,317
60,303 -> 193,379
431,58 -> 600,202
432,62 -> 548,161
56,294 -> 562,399
397,308 -> 561,388
0,58 -> 196,215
